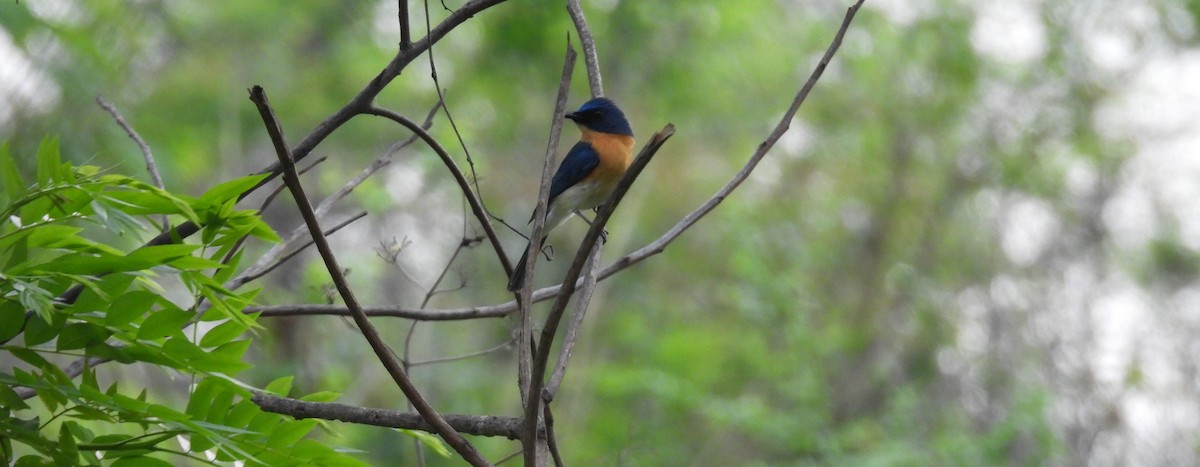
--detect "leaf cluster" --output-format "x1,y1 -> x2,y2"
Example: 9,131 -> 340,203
0,139 -> 362,466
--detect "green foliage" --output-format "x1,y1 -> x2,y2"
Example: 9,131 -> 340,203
0,140 -> 364,465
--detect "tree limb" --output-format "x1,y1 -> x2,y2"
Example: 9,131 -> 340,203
252,393 -> 522,439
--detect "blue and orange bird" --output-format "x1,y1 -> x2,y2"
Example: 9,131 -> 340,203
507,97 -> 635,292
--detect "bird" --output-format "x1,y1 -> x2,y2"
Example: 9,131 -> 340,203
507,97 -> 635,292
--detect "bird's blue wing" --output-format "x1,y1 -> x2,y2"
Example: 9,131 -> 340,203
548,141 -> 600,204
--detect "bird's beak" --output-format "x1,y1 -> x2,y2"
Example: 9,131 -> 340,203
564,112 -> 580,122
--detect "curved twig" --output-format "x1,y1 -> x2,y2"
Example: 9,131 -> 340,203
364,106 -> 513,277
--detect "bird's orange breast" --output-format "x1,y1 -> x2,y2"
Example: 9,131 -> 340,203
581,130 -> 635,184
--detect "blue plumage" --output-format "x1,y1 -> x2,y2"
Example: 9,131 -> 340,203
567,98 -> 633,136
548,141 -> 601,204
509,97 -> 635,292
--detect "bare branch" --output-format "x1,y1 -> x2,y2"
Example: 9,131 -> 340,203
365,106 -> 513,276
246,303 -> 511,321
96,96 -> 164,190
542,401 -> 565,467
566,0 -> 603,98
249,86 -> 489,466
399,0 -> 411,48
96,96 -> 169,232
252,393 -> 522,439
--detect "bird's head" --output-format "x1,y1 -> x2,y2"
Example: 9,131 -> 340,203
565,98 -> 633,136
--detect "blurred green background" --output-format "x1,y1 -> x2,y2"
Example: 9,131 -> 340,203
4,0 -> 1200,465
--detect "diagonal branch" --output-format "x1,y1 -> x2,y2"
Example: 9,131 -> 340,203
249,86 -> 490,467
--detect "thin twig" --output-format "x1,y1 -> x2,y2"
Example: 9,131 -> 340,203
96,96 -> 169,232
236,212 -> 369,285
409,339 -> 513,367
259,156 -> 329,213
542,401 -> 565,467
249,86 -> 490,467
424,0 -> 487,209
494,449 -> 523,465
544,240 -> 601,396
365,106 -> 513,276
566,0 -> 602,98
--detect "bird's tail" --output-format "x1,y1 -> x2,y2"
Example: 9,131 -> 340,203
507,243 -> 532,292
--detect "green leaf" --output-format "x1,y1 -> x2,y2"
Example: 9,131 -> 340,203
0,141 -> 26,208
266,419 -> 318,448
198,319 -> 248,348
57,422 -> 79,462
34,244 -> 200,276
398,429 -> 452,458
190,339 -> 251,373
136,307 -> 194,340
223,399 -> 259,429
298,391 -> 340,403
15,454 -> 54,466
0,300 -> 26,342
197,173 -> 269,208
72,273 -> 135,314
62,420 -> 94,441
24,311 -> 64,346
57,322 -> 113,350
98,184 -> 199,224
204,388 -> 235,425
35,137 -> 62,186
263,376 -> 293,397
109,456 -> 174,467
167,255 -> 225,271
15,280 -> 55,323
0,383 -> 30,410
106,290 -> 159,327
